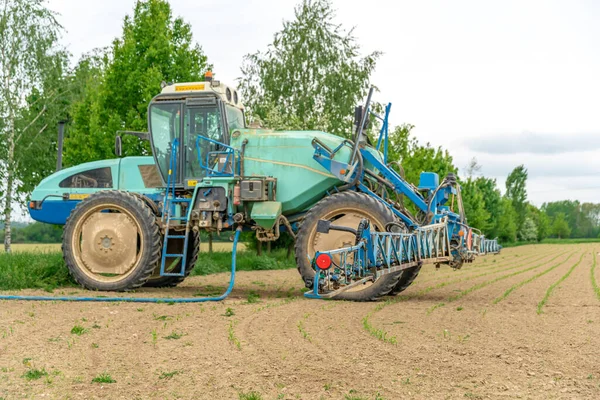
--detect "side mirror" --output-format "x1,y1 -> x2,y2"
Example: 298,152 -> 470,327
115,136 -> 122,157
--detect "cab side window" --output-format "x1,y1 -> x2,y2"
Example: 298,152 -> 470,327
59,167 -> 113,188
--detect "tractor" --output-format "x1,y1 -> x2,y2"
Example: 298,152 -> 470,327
28,72 -> 500,301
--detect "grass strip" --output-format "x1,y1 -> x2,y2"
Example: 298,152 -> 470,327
191,249 -> 296,275
536,252 -> 585,314
0,249 -> 296,291
591,252 -> 600,301
493,252 -> 575,304
0,252 -> 75,291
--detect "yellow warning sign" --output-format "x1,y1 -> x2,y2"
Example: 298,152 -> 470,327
69,193 -> 90,200
175,84 -> 205,91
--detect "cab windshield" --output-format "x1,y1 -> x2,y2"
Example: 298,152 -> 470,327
149,103 -> 180,183
149,101 -> 228,184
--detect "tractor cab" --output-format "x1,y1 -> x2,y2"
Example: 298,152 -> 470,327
148,72 -> 245,189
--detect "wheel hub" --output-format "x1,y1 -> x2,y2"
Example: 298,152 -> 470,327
80,212 -> 138,275
99,235 -> 113,251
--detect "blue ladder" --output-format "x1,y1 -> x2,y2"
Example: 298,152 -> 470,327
160,139 -> 192,277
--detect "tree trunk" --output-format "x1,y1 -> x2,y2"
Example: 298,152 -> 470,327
3,114 -> 15,253
208,232 -> 213,253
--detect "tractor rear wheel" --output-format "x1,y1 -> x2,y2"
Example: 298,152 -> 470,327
143,231 -> 200,287
294,191 -> 402,301
62,190 -> 161,291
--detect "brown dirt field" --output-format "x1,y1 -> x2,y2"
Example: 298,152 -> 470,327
1,244 -> 599,399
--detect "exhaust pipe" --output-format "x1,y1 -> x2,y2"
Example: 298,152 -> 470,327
56,121 -> 65,171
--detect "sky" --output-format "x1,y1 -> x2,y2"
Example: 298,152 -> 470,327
45,0 -> 600,206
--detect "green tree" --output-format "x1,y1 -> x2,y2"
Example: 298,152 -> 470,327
239,0 -> 380,136
0,222 -> 62,243
541,200 -> 589,238
461,178 -> 490,232
474,177 -> 502,238
64,0 -> 209,165
536,211 -> 550,241
0,0 -> 68,252
505,165 -> 528,232
519,217 -> 538,242
527,204 -> 549,241
497,198 -> 518,243
581,202 -> 600,238
551,212 -> 571,239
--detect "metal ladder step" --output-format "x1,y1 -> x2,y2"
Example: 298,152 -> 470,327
161,272 -> 186,277
160,138 -> 190,278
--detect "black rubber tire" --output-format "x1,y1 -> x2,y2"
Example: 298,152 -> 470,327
143,231 -> 200,287
294,191 -> 402,301
62,190 -> 161,291
388,264 -> 422,295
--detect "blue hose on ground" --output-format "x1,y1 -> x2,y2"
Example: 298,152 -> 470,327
0,227 -> 242,303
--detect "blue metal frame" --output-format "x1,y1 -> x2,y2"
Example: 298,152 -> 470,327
375,103 -> 392,164
160,138 -> 192,277
305,99 -> 500,299
195,135 -> 240,177
304,219 -> 499,299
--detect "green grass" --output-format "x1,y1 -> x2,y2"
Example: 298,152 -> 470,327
223,307 -> 235,317
0,248 -> 294,291
362,307 -> 397,345
537,252 -> 584,314
21,368 -> 48,380
159,370 -> 180,380
228,321 -> 241,350
91,373 -> 116,384
502,238 -> 600,248
247,290 -> 261,304
297,320 -> 311,342
70,325 -> 88,335
190,249 -> 295,275
0,252 -> 74,291
238,391 -> 262,400
163,331 -> 184,340
591,252 -> 600,301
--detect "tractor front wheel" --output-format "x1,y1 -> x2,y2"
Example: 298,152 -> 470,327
62,190 -> 161,291
295,191 -> 402,301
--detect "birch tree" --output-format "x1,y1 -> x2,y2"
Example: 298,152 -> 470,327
239,0 -> 380,137
0,0 -> 67,252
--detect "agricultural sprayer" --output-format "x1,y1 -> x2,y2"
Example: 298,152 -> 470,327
25,72 -> 500,302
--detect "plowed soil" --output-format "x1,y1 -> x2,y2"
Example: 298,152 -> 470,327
1,244 -> 599,399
